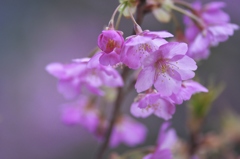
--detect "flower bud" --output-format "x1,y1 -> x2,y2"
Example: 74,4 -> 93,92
97,29 -> 124,54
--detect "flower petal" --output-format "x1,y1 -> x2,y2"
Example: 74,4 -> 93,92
130,102 -> 154,118
153,98 -> 175,120
169,56 -> 197,80
160,42 -> 188,59
99,51 -> 120,66
154,71 -> 181,96
87,52 -> 102,68
135,66 -> 155,93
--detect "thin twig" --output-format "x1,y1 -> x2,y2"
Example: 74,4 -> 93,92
171,4 -> 205,30
174,0 -> 197,14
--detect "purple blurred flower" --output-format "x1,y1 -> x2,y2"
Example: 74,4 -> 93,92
46,56 -> 123,99
109,115 -> 147,148
170,80 -> 208,104
184,1 -> 239,60
97,29 -> 124,66
143,122 -> 177,159
61,95 -> 100,132
130,91 -> 175,120
120,30 -> 173,69
135,42 -> 197,96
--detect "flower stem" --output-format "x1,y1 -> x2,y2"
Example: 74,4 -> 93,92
115,10 -> 123,30
170,4 -> 205,30
108,4 -> 123,29
173,0 -> 197,14
129,8 -> 143,34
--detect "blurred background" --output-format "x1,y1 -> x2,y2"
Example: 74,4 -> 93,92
0,0 -> 239,159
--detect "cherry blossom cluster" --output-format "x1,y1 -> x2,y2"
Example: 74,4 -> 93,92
45,0 -> 238,158
183,1 -> 238,60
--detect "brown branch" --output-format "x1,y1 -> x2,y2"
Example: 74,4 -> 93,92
95,67 -> 130,159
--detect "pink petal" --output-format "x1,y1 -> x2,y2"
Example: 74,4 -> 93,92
188,32 -> 210,58
85,84 -> 105,96
169,56 -> 197,80
204,2 -> 226,10
58,80 -> 79,99
62,105 -> 81,125
157,122 -> 178,149
109,129 -> 121,148
154,71 -> 181,96
202,10 -> 229,24
87,52 -> 102,68
144,31 -> 174,38
153,99 -> 175,120
130,102 -> 154,118
99,51 -> 121,66
99,69 -> 124,87
121,44 -> 143,69
121,117 -> 147,146
159,129 -> 177,149
135,66 -> 155,93
45,63 -> 66,78
160,42 -> 188,59
185,25 -> 200,42
181,80 -> 208,100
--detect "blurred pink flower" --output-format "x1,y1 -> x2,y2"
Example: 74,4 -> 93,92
46,56 -> 123,99
61,95 -> 100,133
135,42 -> 197,96
120,30 -> 173,69
109,115 -> 147,148
143,122 -> 177,159
184,1 -> 239,60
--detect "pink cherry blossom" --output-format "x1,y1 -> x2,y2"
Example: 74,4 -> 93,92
170,80 -> 208,104
97,29 -> 124,66
46,56 -> 123,99
61,95 -> 100,132
109,115 -> 147,148
184,1 -> 239,60
143,122 -> 177,159
130,91 -> 175,120
135,42 -> 197,96
120,30 -> 173,69
98,29 -> 124,54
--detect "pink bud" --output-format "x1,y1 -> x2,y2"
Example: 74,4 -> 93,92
97,29 -> 124,54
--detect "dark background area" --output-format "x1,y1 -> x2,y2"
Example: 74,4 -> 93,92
0,0 -> 239,159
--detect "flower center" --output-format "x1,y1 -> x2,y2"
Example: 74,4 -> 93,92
106,39 -> 116,50
161,64 -> 168,73
138,43 -> 152,53
155,59 -> 169,74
